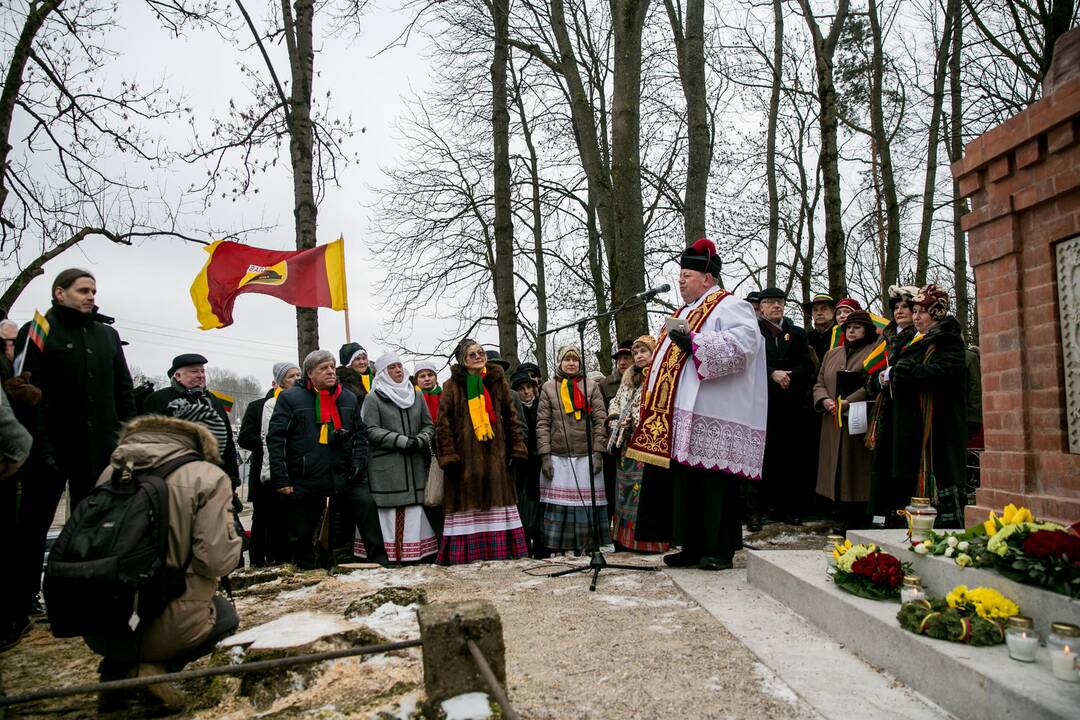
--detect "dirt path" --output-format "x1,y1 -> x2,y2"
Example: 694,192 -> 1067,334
2,524 -> 829,719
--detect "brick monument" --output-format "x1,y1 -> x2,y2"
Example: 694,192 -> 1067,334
952,28 -> 1080,526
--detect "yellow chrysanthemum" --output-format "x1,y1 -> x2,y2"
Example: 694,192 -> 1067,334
832,539 -> 853,561
945,584 -> 1019,620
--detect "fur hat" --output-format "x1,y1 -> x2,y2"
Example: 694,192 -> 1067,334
679,237 -> 722,277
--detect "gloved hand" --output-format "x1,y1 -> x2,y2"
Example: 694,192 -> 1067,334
3,372 -> 41,408
591,452 -> 603,471
232,492 -> 244,514
541,455 -> 553,480
405,437 -> 423,453
879,366 -> 892,385
668,329 -> 693,354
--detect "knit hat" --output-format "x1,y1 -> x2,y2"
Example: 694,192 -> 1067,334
414,360 -> 438,377
632,335 -> 657,353
679,237 -> 722,276
835,298 -> 863,313
273,361 -> 299,387
556,345 -> 581,365
914,284 -> 950,319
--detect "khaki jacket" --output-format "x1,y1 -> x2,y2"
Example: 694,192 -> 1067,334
95,415 -> 242,662
536,375 -> 607,458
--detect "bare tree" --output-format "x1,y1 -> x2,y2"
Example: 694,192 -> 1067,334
491,0 -> 520,366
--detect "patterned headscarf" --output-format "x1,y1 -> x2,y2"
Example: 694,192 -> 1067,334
914,284 -> 950,320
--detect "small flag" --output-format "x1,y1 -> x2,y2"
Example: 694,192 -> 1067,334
869,312 -> 889,334
863,339 -> 888,375
829,324 -> 843,351
27,310 -> 50,351
209,389 -> 235,413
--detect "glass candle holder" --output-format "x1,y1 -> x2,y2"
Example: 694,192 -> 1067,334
825,541 -> 837,578
1004,616 -> 1040,663
898,497 -> 938,542
900,576 -> 926,604
1047,622 -> 1080,682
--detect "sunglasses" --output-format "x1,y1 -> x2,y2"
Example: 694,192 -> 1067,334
465,351 -> 486,360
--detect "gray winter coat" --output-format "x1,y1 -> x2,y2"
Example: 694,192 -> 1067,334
362,388 -> 434,508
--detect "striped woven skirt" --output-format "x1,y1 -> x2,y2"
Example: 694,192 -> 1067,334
437,506 -> 528,565
354,505 -> 438,563
612,457 -> 669,553
541,455 -> 609,551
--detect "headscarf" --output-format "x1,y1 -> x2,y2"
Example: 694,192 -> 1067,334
372,352 -> 416,409
914,284 -> 950,320
348,346 -> 373,393
555,345 -> 587,420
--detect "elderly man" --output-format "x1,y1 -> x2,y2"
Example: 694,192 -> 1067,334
630,238 -> 767,571
267,350 -> 368,568
803,293 -> 837,365
752,287 -> 815,529
142,354 -> 240,488
0,319 -> 18,366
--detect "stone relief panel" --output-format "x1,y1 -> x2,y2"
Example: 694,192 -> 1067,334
1057,235 -> 1080,453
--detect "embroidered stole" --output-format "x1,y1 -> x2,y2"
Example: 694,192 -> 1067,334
625,289 -> 728,468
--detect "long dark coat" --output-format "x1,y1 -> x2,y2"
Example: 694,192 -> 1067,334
813,341 -> 874,502
266,383 -> 367,497
362,387 -> 433,508
866,324 -> 917,516
237,390 -> 274,493
17,303 -> 135,484
142,384 -> 241,487
435,364 -> 527,514
889,316 -> 968,520
759,317 -> 816,493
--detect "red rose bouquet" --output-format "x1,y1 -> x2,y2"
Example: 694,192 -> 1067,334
835,548 -> 909,601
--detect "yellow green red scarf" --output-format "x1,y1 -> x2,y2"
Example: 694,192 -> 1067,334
360,369 -> 373,393
559,378 -> 586,420
466,369 -> 495,442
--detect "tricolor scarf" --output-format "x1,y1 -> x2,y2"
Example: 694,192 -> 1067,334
314,383 -> 343,444
465,369 -> 496,442
422,386 -> 442,422
558,377 -> 587,420
360,369 -> 374,393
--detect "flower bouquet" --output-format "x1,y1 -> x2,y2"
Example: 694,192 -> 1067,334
833,542 -> 908,601
897,585 -> 1019,646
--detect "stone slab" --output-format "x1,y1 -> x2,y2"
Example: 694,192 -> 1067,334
746,549 -> 1079,720
665,568 -> 952,720
848,528 -> 1080,639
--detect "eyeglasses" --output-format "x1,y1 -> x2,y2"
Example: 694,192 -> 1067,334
465,351 -> 486,360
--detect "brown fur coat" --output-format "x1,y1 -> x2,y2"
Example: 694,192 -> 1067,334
435,364 -> 528,514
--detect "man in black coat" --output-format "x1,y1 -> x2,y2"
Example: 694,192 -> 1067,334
751,287 -> 816,528
13,269 -> 135,622
803,292 -> 837,366
267,349 -> 369,568
141,353 -> 241,488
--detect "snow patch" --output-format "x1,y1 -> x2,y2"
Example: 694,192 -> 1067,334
753,662 -> 800,705
337,566 -> 429,587
353,602 -> 419,640
221,611 -> 355,650
594,594 -> 688,609
441,692 -> 492,719
374,691 -> 420,720
276,584 -> 318,602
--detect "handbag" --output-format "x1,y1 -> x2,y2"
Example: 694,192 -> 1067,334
424,459 -> 444,507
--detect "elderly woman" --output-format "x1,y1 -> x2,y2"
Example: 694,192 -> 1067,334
607,336 -> 668,553
866,285 -> 919,522
434,339 -> 529,564
536,345 -> 609,553
354,352 -> 437,564
884,284 -> 968,527
510,368 -> 545,557
813,312 -> 878,529
414,360 -> 442,422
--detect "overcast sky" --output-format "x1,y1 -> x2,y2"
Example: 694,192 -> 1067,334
6,3 -> 457,385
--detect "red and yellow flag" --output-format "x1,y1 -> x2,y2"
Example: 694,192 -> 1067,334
190,239 -> 348,330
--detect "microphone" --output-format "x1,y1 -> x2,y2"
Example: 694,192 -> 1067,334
631,283 -> 671,301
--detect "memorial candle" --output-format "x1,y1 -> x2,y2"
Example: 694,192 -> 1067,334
1004,617 -> 1039,663
1047,623 -> 1080,682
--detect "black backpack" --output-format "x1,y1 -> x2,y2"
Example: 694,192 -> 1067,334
44,454 -> 199,638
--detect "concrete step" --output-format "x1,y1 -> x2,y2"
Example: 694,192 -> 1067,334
848,528 -> 1080,640
746,549 -> 1079,720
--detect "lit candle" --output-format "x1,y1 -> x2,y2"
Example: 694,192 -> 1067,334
1047,623 -> 1080,682
1005,616 -> 1039,663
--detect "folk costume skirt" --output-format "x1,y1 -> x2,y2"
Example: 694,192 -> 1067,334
613,456 -> 669,553
353,505 -> 438,563
540,455 -> 610,551
436,506 -> 528,565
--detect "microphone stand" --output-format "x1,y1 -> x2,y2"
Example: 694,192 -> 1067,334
539,291 -> 663,591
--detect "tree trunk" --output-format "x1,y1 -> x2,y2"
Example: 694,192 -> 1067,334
663,0 -> 711,247
0,0 -> 61,220
765,0 -> 783,286
609,0 -> 650,340
491,0 -> 518,367
949,0 -> 970,336
799,0 -> 850,299
511,64 -> 549,378
283,0 -> 319,362
867,0 -> 901,308
915,2 -> 954,287
586,199 -> 614,374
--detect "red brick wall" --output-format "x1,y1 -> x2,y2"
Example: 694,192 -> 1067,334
952,36 -> 1080,526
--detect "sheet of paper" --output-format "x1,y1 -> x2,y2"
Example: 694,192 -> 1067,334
664,316 -> 689,333
847,401 -> 868,435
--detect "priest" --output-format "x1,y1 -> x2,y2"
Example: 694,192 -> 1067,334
629,238 -> 768,570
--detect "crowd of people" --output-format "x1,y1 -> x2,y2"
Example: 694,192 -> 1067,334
0,249 -> 984,711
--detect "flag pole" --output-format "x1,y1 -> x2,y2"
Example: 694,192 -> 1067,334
339,234 -> 351,343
